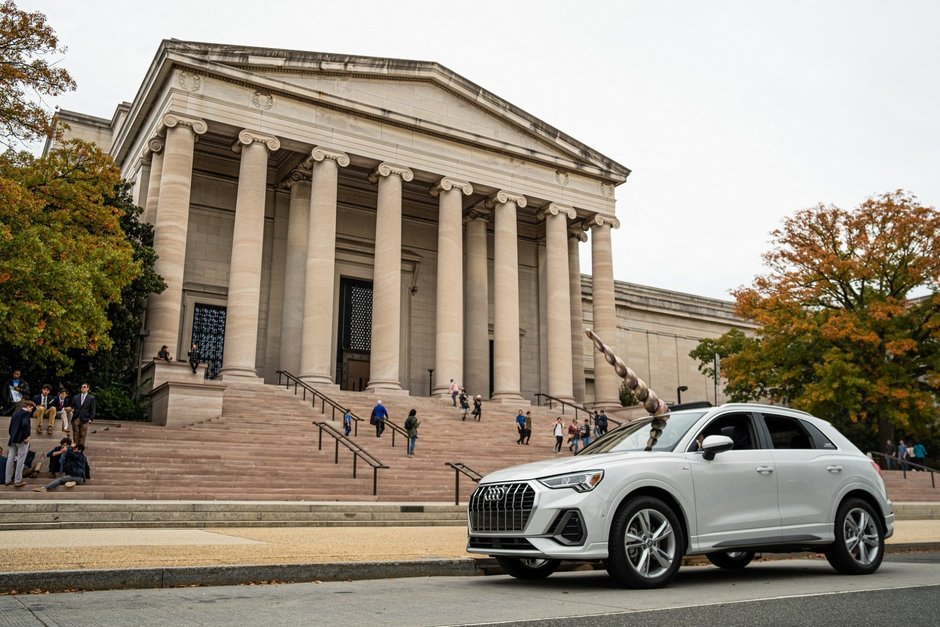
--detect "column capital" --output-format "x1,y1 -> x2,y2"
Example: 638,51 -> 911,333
463,206 -> 492,224
585,214 -> 621,230
232,129 -> 281,154
369,162 -> 413,184
485,190 -> 527,209
146,136 -> 164,157
161,113 -> 208,136
568,226 -> 588,242
537,202 -> 576,221
306,147 -> 350,168
281,167 -> 311,189
430,177 -> 473,197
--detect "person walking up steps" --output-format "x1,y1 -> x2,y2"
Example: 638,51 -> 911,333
471,395 -> 482,421
371,401 -> 388,438
449,379 -> 459,406
404,409 -> 420,457
515,410 -> 526,444
553,417 -> 564,453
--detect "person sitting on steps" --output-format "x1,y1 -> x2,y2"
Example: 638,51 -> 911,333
34,443 -> 90,492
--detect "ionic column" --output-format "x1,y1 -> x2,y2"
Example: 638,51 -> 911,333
142,137 -> 164,225
219,130 -> 281,381
463,208 -> 491,399
278,168 -> 312,375
299,148 -> 349,385
143,113 -> 207,361
568,227 -> 588,403
366,162 -> 413,393
431,177 -> 473,396
590,215 -> 621,408
540,203 -> 575,402
487,190 -> 527,403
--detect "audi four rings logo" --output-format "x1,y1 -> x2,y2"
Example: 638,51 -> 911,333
483,486 -> 507,501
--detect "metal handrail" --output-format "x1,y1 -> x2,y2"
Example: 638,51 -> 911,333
276,370 -> 361,436
869,451 -> 937,488
534,393 -> 622,427
445,462 -> 483,506
314,421 -> 388,496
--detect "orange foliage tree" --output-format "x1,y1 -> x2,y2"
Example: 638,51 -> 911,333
693,191 -> 939,449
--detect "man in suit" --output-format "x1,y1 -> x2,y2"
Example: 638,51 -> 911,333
51,388 -> 72,433
32,384 -> 57,436
71,383 -> 96,447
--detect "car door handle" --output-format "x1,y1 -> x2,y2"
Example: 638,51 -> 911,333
826,465 -> 843,473
755,466 -> 774,474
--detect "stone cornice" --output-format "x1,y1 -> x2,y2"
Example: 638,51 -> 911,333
485,190 -> 527,209
368,162 -> 414,184
306,146 -> 350,168
430,177 -> 473,198
232,129 -> 281,153
162,113 -> 208,136
537,202 -> 576,221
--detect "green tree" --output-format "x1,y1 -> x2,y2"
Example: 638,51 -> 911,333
0,139 -> 141,373
0,0 -> 75,147
692,191 -> 940,449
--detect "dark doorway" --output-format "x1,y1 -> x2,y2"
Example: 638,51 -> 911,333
191,303 -> 226,380
337,278 -> 373,391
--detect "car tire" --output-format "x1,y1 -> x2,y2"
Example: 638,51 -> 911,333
706,550 -> 755,569
494,556 -> 561,579
607,495 -> 684,588
824,498 -> 884,575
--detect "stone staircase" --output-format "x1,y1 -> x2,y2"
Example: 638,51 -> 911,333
0,384 -> 567,503
880,469 -> 940,503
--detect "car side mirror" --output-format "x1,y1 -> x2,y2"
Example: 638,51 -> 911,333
702,435 -> 734,461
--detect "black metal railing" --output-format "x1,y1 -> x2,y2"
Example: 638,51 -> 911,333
869,452 -> 937,488
445,462 -> 483,506
534,393 -> 622,427
276,370 -> 361,436
314,421 -> 388,496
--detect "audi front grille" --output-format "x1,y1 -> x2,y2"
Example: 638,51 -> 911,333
468,482 -> 536,532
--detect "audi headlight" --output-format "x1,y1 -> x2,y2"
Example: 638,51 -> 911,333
538,470 -> 604,492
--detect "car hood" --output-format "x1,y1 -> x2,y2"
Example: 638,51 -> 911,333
480,451 -> 653,484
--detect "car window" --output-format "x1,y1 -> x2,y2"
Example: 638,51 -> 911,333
761,414 -> 815,449
802,421 -> 838,450
688,412 -> 756,452
581,411 -> 706,454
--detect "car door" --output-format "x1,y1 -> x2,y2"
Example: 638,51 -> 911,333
686,412 -> 781,549
758,412 -> 844,541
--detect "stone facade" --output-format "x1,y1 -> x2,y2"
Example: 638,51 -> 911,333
51,41 -> 753,411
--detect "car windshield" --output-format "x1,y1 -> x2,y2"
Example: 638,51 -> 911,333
580,411 -> 707,454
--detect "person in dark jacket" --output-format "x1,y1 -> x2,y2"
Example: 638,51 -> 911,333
51,388 -> 72,433
70,383 -> 96,447
46,438 -> 71,476
5,400 -> 35,487
34,443 -> 90,491
32,384 -> 57,436
4,369 -> 30,415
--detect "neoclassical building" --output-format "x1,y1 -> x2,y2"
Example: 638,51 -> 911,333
54,41 -> 752,415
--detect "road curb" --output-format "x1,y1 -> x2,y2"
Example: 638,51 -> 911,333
0,558 -> 481,594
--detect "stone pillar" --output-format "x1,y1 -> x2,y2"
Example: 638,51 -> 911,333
590,215 -> 621,409
299,148 -> 349,386
463,208 -> 490,399
366,162 -> 413,393
219,130 -> 281,382
142,137 -> 164,226
430,177 -> 473,396
143,114 -> 207,361
540,203 -> 576,402
278,168 -> 311,375
487,190 -> 527,403
568,227 -> 588,403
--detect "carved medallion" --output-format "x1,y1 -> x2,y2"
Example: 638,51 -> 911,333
177,71 -> 201,92
251,90 -> 274,110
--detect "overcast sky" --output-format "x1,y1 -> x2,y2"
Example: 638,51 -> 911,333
23,0 -> 940,301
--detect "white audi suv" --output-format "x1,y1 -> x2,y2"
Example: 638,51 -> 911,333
467,403 -> 894,588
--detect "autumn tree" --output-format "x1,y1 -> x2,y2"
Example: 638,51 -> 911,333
0,139 -> 142,373
0,0 -> 75,148
692,191 -> 940,450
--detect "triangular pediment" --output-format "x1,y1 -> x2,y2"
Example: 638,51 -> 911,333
157,40 -> 630,181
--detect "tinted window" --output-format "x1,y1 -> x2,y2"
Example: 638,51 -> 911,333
762,414 -> 814,449
688,412 -> 756,452
581,411 -> 706,454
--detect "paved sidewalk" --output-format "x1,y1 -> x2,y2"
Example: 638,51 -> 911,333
0,519 -> 937,593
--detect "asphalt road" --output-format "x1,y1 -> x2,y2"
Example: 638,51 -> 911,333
1,553 -> 937,626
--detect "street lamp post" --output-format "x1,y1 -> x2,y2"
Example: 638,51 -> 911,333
676,385 -> 688,405
427,368 -> 434,396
